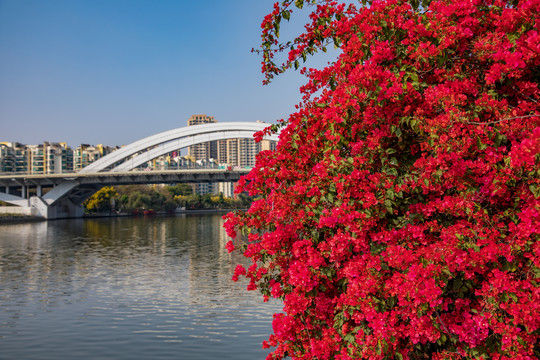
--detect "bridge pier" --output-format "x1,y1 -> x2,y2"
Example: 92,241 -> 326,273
1,188 -> 84,220
28,196 -> 84,219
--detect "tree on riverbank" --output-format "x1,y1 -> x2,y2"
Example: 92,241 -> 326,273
225,0 -> 539,359
83,184 -> 253,213
84,186 -> 118,213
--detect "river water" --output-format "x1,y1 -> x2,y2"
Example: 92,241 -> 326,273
0,214 -> 281,360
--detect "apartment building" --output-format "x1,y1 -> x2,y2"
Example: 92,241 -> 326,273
13,143 -> 29,173
26,142 -> 73,174
74,144 -> 117,171
0,142 -> 76,174
0,143 -> 15,173
187,114 -> 218,161
216,138 -> 276,168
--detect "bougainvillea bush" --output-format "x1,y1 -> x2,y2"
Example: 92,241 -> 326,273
224,0 -> 540,358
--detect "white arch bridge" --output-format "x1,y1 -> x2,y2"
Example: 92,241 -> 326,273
0,122 -> 278,219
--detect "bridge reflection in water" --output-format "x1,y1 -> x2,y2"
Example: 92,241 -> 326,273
0,214 -> 282,360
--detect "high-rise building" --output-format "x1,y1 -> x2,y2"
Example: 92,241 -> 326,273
0,142 -> 74,174
239,138 -> 258,168
74,144 -> 117,171
12,143 -> 30,173
217,139 -> 238,167
187,114 -> 216,127
186,114 -> 219,195
0,143 -> 15,173
27,142 -> 73,174
187,114 -> 218,161
217,181 -> 236,198
216,137 -> 276,168
260,139 -> 277,152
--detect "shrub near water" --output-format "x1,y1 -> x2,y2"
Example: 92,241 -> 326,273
224,0 -> 540,359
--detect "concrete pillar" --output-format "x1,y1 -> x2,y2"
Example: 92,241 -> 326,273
5,186 -> 9,195
30,196 -> 50,219
37,185 -> 42,197
22,186 -> 26,199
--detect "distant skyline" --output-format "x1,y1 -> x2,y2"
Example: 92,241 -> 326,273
0,0 -> 334,147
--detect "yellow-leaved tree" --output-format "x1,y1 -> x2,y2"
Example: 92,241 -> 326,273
84,186 -> 118,213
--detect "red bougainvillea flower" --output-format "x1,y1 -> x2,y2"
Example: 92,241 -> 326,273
226,0 -> 540,358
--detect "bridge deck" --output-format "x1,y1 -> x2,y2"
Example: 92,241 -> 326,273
0,169 -> 251,187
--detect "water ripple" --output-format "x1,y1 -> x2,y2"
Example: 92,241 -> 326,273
0,215 -> 283,360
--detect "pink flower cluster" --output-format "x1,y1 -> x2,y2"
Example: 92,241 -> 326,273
227,0 -> 540,358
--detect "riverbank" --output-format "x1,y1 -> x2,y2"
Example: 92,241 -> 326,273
0,208 -> 246,224
84,208 -> 244,218
0,214 -> 45,224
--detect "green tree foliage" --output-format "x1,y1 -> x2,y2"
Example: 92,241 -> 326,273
165,183 -> 193,197
96,184 -> 248,212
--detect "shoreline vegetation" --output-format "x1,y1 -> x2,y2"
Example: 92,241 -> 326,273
83,185 -> 253,215
0,184 -> 252,224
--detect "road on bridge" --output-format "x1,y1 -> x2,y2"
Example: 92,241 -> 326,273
0,168 -> 251,187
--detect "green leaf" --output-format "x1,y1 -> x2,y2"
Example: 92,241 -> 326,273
452,278 -> 463,292
471,346 -> 489,359
531,267 -> 540,279
274,21 -> 280,37
344,333 -> 355,343
476,136 -> 487,151
529,184 -> 539,198
385,199 -> 393,212
295,0 -> 304,9
386,167 -> 398,177
282,10 -> 291,21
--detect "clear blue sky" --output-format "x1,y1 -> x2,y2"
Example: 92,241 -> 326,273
0,0 -> 323,147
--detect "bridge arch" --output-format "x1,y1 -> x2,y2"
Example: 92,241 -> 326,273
81,122 -> 278,173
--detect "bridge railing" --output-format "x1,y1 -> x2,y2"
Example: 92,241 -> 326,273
0,165 -> 253,177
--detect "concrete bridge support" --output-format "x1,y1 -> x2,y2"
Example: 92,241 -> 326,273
0,188 -> 84,219
27,196 -> 84,219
